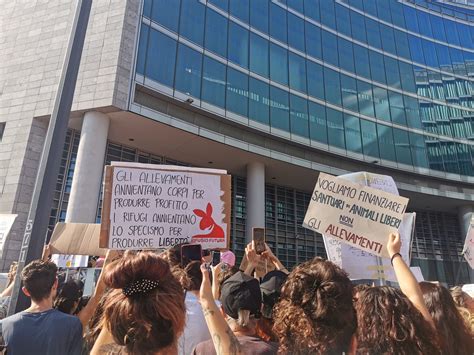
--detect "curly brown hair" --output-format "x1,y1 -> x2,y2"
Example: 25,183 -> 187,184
420,282 -> 474,355
355,286 -> 440,355
102,251 -> 186,355
272,257 -> 356,354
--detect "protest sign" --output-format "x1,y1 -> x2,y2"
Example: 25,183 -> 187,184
0,214 -> 17,251
51,254 -> 89,268
100,163 -> 231,250
49,223 -> 106,256
323,213 -> 415,282
462,284 -> 474,297
462,216 -> 474,269
304,173 -> 409,257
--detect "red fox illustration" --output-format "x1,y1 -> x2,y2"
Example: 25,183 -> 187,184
192,203 -> 224,239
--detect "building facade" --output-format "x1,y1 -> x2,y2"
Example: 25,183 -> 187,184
1,0 -> 473,285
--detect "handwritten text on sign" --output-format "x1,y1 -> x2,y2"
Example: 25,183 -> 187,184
303,173 -> 409,257
108,167 -> 228,250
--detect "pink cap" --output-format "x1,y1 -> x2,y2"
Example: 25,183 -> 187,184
220,251 -> 236,266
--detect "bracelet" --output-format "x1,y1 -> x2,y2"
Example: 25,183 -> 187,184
390,253 -> 402,266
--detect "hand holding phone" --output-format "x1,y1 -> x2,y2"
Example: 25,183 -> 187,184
252,228 -> 266,255
211,251 -> 221,267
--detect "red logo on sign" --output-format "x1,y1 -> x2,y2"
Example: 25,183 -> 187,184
192,203 -> 224,240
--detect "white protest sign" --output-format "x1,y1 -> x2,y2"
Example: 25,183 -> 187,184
462,284 -> 474,297
304,173 -> 409,257
100,163 -> 231,250
462,216 -> 474,269
0,214 -> 17,251
51,254 -> 89,268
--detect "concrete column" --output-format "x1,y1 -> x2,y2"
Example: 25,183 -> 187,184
246,161 -> 265,244
459,205 -> 473,238
65,111 -> 110,223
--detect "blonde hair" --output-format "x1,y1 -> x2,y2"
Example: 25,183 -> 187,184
227,309 -> 254,331
457,307 -> 474,334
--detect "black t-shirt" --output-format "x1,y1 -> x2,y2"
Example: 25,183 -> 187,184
0,309 -> 83,355
194,335 -> 278,355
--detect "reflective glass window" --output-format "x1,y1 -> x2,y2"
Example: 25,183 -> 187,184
304,0 -> 320,21
228,23 -> 249,69
288,13 -> 305,52
230,0 -> 249,22
444,19 -> 460,46
404,96 -> 422,129
209,0 -> 228,11
409,132 -> 429,168
250,33 -> 269,77
350,11 -> 367,42
457,143 -> 473,176
338,37 -> 355,73
306,61 -> 324,100
322,31 -> 338,66
377,124 -> 396,162
416,11 -> 433,37
399,62 -> 416,93
249,78 -> 270,125
450,47 -> 465,66
270,44 -> 288,85
270,86 -> 290,131
341,74 -> 358,112
393,128 -> 412,165
357,80 -> 375,117
136,24 -> 149,75
344,114 -> 362,153
431,16 -> 447,42
376,1 -> 392,23
289,53 -> 307,93
422,41 -> 438,68
458,23 -> 473,49
290,94 -> 309,137
226,68 -> 248,117
394,29 -> 411,59
308,101 -> 327,143
250,0 -> 269,33
175,44 -> 203,98
320,0 -> 336,29
354,45 -> 370,78
369,51 -> 386,84
335,4 -> 351,37
324,68 -> 341,106
146,29 -> 177,87
326,108 -> 345,149
384,57 -> 401,89
361,119 -> 379,158
408,35 -> 425,64
363,1 -> 377,17
365,18 -> 381,49
180,0 -> 205,45
380,25 -> 396,55
151,0 -> 180,32
436,44 -> 451,67
205,9 -> 228,57
288,0 -> 304,12
373,87 -> 390,121
270,3 -> 287,43
389,0 -> 405,27
389,92 -> 406,126
305,22 -> 322,59
143,0 -> 152,18
403,6 -> 419,33
202,56 -> 226,108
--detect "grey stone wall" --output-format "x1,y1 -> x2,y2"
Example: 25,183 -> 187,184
0,0 -> 140,270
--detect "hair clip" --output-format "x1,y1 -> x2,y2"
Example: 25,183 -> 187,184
122,279 -> 160,297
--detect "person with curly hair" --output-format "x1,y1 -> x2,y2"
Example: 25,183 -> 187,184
420,282 -> 474,355
354,233 -> 439,355
272,257 -> 356,354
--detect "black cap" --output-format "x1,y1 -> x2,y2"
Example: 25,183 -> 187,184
260,270 -> 288,318
220,271 -> 262,319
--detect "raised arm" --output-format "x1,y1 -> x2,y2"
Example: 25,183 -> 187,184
262,243 -> 288,274
387,232 -> 434,328
77,250 -> 120,331
243,242 -> 261,277
199,264 -> 242,355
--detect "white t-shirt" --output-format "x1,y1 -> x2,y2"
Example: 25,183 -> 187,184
178,291 -> 212,355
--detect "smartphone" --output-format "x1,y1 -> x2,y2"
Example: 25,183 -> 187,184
253,227 -> 266,255
211,251 -> 221,267
181,244 -> 202,266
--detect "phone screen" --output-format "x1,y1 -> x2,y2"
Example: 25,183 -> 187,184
211,251 -> 221,267
253,228 -> 266,254
181,244 -> 202,266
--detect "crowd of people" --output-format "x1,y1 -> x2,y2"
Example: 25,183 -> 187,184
0,232 -> 473,354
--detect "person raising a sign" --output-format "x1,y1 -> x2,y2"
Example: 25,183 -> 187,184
354,233 -> 439,354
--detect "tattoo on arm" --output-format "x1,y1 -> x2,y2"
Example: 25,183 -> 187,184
203,307 -> 215,317
225,328 -> 241,355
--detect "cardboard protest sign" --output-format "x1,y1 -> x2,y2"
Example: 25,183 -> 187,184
304,173 -> 409,257
49,223 -> 106,256
0,214 -> 17,252
100,163 -> 231,250
323,213 -> 415,282
462,216 -> 474,269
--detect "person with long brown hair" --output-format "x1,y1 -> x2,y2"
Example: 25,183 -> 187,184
91,251 -> 186,355
419,282 -> 474,355
354,233 -> 439,354
272,257 -> 356,354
